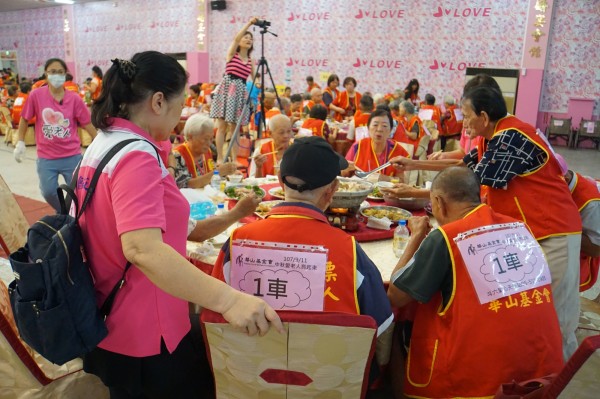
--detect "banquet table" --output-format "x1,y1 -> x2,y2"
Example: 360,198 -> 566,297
185,179 -> 435,281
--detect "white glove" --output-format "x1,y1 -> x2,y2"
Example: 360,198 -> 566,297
14,141 -> 26,163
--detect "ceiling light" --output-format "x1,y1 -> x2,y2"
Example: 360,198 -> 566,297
55,0 -> 75,4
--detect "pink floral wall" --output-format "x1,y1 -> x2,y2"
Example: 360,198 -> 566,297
0,0 -> 597,118
72,0 -> 197,81
208,0 -> 528,102
540,0 -> 600,116
0,7 -> 65,79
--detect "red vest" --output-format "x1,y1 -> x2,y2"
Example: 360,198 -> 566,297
332,91 -> 362,122
10,93 -> 28,125
394,115 -> 424,151
354,138 -> 408,176
442,104 -> 463,136
353,111 -> 370,128
301,118 -> 326,137
478,115 -> 581,239
259,140 -> 279,177
405,204 -> 563,398
323,86 -> 339,105
217,204 -> 359,314
174,142 -> 214,177
571,173 -> 600,291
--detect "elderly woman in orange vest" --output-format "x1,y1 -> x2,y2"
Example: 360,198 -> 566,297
84,65 -> 103,102
250,114 -> 293,178
329,76 -> 362,122
393,100 -> 428,160
343,109 -> 408,179
173,113 -> 237,188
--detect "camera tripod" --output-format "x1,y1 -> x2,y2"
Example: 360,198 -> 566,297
224,23 -> 283,162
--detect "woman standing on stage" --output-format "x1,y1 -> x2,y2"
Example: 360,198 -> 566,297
210,17 -> 257,165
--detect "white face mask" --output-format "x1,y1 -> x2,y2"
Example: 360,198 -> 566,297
47,74 -> 66,88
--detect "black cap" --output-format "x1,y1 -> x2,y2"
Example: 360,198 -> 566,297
280,136 -> 349,192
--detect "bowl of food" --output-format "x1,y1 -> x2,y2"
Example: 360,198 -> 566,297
227,173 -> 243,184
330,178 -> 373,209
224,184 -> 266,200
360,205 -> 412,223
382,193 -> 430,211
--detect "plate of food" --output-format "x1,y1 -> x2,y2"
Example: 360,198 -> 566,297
360,206 -> 412,223
254,200 -> 284,218
268,186 -> 285,200
224,184 -> 266,200
367,186 -> 385,201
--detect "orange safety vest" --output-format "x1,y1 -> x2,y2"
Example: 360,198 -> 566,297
301,118 -> 326,137
63,81 -> 79,93
91,77 -> 102,100
404,204 -> 563,398
353,111 -> 370,128
10,93 -> 28,125
216,204 -> 359,314
31,79 -> 47,90
354,138 -> 408,176
442,104 -> 463,136
258,140 -> 280,177
570,172 -> 600,291
174,142 -> 214,177
332,91 -> 362,122
304,100 -> 326,113
394,115 -> 424,151
419,104 -> 442,133
478,115 -> 581,239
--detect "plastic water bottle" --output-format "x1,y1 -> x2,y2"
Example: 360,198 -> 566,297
210,170 -> 221,190
393,220 -> 410,257
215,202 -> 226,216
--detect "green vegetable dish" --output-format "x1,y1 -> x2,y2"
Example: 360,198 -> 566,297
224,185 -> 266,200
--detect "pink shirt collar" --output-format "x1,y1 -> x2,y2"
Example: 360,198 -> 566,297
107,117 -> 156,144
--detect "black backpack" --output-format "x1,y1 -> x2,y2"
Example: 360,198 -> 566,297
8,138 -> 157,365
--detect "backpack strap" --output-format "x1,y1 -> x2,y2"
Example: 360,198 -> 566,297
59,137 -> 162,320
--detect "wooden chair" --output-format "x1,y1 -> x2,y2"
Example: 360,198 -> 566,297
0,106 -> 13,135
573,119 -> 600,150
201,309 -> 377,399
546,116 -> 574,147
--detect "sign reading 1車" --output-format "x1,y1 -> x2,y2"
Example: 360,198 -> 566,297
455,223 -> 551,304
230,240 -> 328,311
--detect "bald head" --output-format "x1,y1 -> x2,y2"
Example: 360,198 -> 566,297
431,167 -> 481,204
310,88 -> 323,103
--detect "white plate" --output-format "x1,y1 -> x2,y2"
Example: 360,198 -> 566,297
254,200 -> 284,218
268,187 -> 285,200
360,206 -> 412,224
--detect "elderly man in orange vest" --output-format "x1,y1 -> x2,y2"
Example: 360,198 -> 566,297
249,114 -> 293,178
388,166 -> 563,398
213,136 -> 394,379
391,86 -> 582,360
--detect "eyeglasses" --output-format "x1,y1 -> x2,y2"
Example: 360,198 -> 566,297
46,70 -> 66,75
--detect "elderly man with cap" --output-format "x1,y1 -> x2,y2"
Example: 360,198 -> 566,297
212,136 -> 394,377
249,114 -> 293,178
387,167 -> 563,398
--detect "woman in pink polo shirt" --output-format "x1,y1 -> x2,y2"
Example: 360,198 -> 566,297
76,51 -> 282,398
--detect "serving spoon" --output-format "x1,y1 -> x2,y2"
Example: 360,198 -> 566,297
354,161 -> 392,178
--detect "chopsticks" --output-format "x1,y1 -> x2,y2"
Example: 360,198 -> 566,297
252,150 -> 281,159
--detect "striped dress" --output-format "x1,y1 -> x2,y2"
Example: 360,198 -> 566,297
210,53 -> 253,124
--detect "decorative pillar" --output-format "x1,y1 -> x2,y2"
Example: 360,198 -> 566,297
515,0 -> 555,126
61,5 -> 77,80
187,0 -> 210,84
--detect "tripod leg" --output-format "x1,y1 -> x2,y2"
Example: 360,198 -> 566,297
262,59 -> 283,112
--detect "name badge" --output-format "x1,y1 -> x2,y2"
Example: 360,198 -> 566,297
297,127 -> 312,137
418,108 -> 434,121
355,125 -> 369,141
453,108 -> 463,121
454,222 -> 551,304
230,240 -> 328,311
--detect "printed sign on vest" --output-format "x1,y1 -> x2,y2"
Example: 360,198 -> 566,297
355,125 -> 369,141
452,108 -> 463,121
454,222 -> 551,304
418,108 -> 434,121
297,127 -> 313,137
230,240 -> 328,311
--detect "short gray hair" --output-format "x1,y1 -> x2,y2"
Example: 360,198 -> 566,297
284,176 -> 332,202
183,113 -> 214,139
400,100 -> 415,115
444,95 -> 455,105
269,114 -> 291,132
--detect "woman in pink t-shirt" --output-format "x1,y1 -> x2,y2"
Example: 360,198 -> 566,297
14,58 -> 97,211
77,52 -> 282,397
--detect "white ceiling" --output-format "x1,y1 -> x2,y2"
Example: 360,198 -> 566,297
0,0 -> 107,13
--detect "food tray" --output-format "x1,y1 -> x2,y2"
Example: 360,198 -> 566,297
360,206 -> 412,223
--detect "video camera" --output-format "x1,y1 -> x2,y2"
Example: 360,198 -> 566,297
253,19 -> 271,28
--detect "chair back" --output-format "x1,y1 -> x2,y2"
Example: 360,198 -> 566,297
201,309 -> 377,399
574,119 -> 600,149
0,175 -> 29,255
547,117 -> 572,136
542,335 -> 600,398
